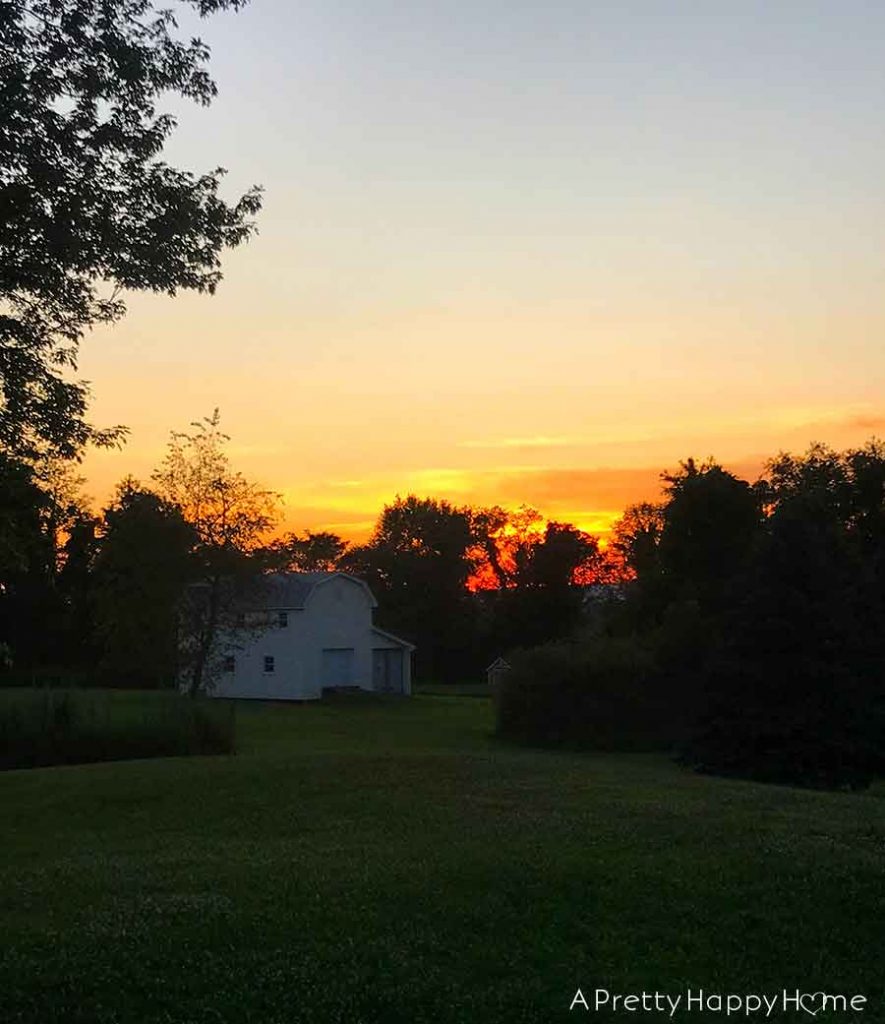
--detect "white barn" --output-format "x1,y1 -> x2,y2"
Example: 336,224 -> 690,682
210,572 -> 413,700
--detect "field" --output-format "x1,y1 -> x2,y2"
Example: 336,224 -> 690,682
1,692 -> 883,1023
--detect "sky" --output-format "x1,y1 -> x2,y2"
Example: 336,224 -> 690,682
78,0 -> 885,541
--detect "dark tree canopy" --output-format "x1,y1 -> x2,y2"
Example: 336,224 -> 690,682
263,530 -> 348,574
610,501 -> 664,580
497,440 -> 885,789
0,0 -> 261,458
344,495 -> 477,680
92,479 -> 196,687
658,457 -> 762,608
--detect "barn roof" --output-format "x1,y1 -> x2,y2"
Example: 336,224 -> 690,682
252,572 -> 378,610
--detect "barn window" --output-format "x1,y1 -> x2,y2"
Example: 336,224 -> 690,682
223,655 -> 235,672
278,611 -> 288,627
264,655 -> 275,673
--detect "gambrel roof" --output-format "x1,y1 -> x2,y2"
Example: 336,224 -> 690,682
253,572 -> 378,610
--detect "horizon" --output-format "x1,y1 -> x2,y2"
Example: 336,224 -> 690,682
80,429 -> 882,546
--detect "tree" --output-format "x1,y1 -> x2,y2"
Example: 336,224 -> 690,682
92,478 -> 196,687
657,458 -> 762,612
152,410 -> 278,695
466,505 -> 542,590
55,508 -> 101,666
679,442 -> 885,788
468,509 -> 603,651
0,0 -> 262,458
518,521 -> 601,590
262,530 -> 348,573
0,451 -> 97,668
344,495 -> 477,681
610,501 -> 665,581
467,505 -> 602,591
0,452 -> 56,667
0,452 -> 51,590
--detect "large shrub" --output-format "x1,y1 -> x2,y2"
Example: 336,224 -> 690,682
675,444 -> 885,790
679,661 -> 884,791
0,690 -> 235,770
496,633 -> 685,751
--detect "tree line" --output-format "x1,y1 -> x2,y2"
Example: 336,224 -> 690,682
3,406 -> 882,790
498,441 -> 885,790
0,411 -> 613,690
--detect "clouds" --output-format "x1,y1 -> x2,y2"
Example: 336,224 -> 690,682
279,463 -> 670,542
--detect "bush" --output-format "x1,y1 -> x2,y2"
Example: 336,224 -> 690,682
0,690 -> 236,770
496,634 -> 685,751
679,661 -> 885,790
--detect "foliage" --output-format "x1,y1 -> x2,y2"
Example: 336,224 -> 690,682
466,504 -> 543,589
496,634 -> 666,750
610,500 -> 665,580
0,0 -> 261,458
680,441 -> 885,789
0,451 -> 52,586
152,410 -> 279,555
0,452 -> 86,667
611,460 -> 762,618
478,518 -> 604,651
345,498 -> 610,681
55,509 -> 101,664
657,457 -> 762,611
467,504 -> 602,590
91,478 -> 196,687
152,410 -> 280,695
506,441 -> 885,790
344,495 -> 477,680
261,529 -> 348,572
0,687 -> 235,768
495,602 -> 706,752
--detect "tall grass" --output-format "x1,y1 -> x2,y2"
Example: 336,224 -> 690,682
0,689 -> 235,769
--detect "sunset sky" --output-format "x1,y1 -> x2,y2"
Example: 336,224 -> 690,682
79,1 -> 885,541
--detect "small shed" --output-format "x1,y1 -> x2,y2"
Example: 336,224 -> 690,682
486,656 -> 512,690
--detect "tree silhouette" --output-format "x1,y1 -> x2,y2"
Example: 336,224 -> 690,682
262,531 -> 348,573
92,479 -> 196,687
660,444 -> 885,787
0,0 -> 261,458
469,511 -> 603,651
610,501 -> 665,581
344,495 -> 476,681
0,453 -> 55,668
657,458 -> 762,612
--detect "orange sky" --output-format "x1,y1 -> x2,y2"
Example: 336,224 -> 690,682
75,3 -> 885,542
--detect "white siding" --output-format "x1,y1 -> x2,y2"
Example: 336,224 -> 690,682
209,574 -> 411,701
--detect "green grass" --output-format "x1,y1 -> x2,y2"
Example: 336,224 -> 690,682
413,680 -> 492,697
1,692 -> 883,1023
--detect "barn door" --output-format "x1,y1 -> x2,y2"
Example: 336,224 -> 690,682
321,648 -> 354,687
372,649 -> 403,693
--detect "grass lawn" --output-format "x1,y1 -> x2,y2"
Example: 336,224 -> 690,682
412,681 -> 492,698
1,692 -> 883,1023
